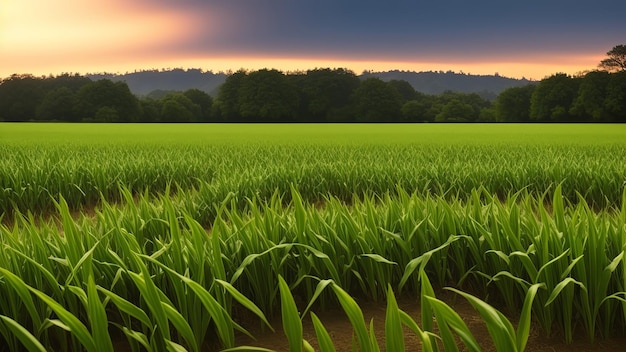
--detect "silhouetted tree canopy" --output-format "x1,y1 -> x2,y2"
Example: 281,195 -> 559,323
530,74 -> 580,122
599,45 -> 626,72
0,65 -> 624,123
496,85 -> 536,122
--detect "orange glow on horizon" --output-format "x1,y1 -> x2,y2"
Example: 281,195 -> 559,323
1,54 -> 602,81
0,1 -> 604,80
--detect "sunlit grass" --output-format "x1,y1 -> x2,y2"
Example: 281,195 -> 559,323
0,123 -> 625,351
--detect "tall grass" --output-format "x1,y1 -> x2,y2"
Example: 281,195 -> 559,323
1,185 -> 626,350
1,124 -> 625,218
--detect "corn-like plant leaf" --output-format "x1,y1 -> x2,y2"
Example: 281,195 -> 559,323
331,283 -> 372,352
0,315 -> 47,352
384,285 -> 405,352
399,236 -> 459,291
369,318 -> 380,352
301,278 -> 333,318
278,275 -> 303,352
398,310 -> 437,352
424,296 -> 481,352
86,275 -> 114,352
98,287 -> 152,328
360,254 -> 397,265
516,283 -> 543,352
215,279 -> 273,330
0,268 -> 43,329
545,277 -> 586,306
115,324 -> 152,352
311,312 -> 337,352
28,287 -> 98,352
446,287 -> 517,352
162,302 -> 199,352
165,339 -> 188,352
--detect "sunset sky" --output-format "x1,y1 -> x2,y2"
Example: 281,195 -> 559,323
1,0 -> 624,80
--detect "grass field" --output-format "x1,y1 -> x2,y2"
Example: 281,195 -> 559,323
0,123 -> 625,351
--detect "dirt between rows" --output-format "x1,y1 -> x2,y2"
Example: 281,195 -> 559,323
235,290 -> 626,352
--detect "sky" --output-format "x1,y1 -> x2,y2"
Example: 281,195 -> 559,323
1,0 -> 625,80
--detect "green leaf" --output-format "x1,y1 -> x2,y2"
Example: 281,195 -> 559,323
216,279 -> 273,331
384,285 -> 405,352
331,283 -> 372,352
0,268 -> 43,329
545,278 -> 586,306
424,296 -> 481,352
29,287 -> 98,352
516,283 -> 543,351
311,312 -> 337,352
162,302 -> 199,352
0,315 -> 47,352
98,287 -> 152,328
447,287 -> 517,352
278,275 -> 303,352
87,275 -> 114,352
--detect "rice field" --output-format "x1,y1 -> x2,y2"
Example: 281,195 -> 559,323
0,123 -> 625,351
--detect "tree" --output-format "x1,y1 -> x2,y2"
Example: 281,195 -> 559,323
183,89 -> 213,122
401,100 -> 430,122
605,70 -> 626,122
352,78 -> 402,122
238,69 -> 298,121
299,68 -> 360,121
435,99 -> 474,122
530,74 -> 579,122
0,74 -> 45,121
160,93 -> 200,122
36,87 -> 79,121
569,71 -> 611,121
387,79 -> 418,102
598,45 -> 626,72
495,85 -> 535,122
76,80 -> 140,122
214,70 -> 247,121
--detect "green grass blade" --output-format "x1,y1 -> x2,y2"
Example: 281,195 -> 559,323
0,315 -> 47,352
162,302 -> 199,352
516,283 -> 543,352
447,287 -> 517,352
331,283 -> 372,352
278,275 -> 303,352
86,274 -> 114,352
215,279 -> 274,330
384,285 -> 405,352
424,296 -> 481,352
0,268 -> 43,329
28,287 -> 98,352
98,287 -> 152,328
311,312 -> 337,352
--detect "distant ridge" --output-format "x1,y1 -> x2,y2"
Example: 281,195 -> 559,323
88,68 -> 533,100
362,70 -> 534,100
88,69 -> 227,97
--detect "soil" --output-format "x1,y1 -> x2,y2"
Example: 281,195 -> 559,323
235,291 -> 626,352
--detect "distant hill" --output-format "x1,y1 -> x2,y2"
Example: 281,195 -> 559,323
88,69 -> 227,97
361,70 -> 534,100
88,68 -> 533,100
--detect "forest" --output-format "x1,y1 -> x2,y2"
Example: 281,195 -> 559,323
0,67 -> 624,123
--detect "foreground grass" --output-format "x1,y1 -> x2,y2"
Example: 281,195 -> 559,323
1,186 -> 626,350
1,123 -> 625,351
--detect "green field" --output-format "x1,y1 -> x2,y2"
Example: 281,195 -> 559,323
0,123 -> 625,351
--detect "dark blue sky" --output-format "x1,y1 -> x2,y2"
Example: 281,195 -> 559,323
3,0 -> 625,78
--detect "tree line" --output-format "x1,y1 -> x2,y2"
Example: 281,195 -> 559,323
0,46 -> 624,123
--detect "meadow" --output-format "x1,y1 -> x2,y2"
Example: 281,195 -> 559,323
0,123 -> 625,351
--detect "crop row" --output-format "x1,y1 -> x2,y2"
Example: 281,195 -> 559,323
1,142 -> 625,218
1,186 -> 625,351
